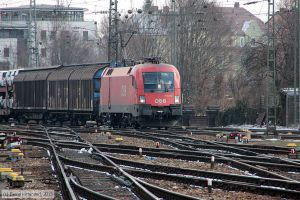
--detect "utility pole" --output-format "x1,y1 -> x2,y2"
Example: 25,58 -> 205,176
298,0 -> 300,127
266,0 -> 276,134
28,0 -> 38,68
294,0 -> 299,126
108,0 -> 119,64
170,0 -> 177,66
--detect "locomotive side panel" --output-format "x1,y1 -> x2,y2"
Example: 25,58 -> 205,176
100,67 -> 138,116
109,76 -> 137,114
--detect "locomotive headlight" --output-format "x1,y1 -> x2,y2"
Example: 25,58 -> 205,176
175,96 -> 180,104
139,95 -> 146,104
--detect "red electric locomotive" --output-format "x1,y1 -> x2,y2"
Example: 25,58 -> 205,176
100,58 -> 182,127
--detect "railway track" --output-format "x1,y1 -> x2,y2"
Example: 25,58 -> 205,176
20,126 -> 158,200
90,143 -> 300,172
144,129 -> 292,154
60,151 -> 300,199
70,166 -> 139,200
23,127 -> 300,183
8,124 -> 300,199
103,130 -> 299,180
19,125 -> 213,200
204,127 -> 300,134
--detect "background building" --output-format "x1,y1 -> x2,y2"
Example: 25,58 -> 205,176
222,2 -> 265,73
0,4 -> 98,69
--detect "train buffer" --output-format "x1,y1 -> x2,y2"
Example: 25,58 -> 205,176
8,149 -> 24,161
0,168 -> 13,180
287,143 -> 297,147
7,172 -> 25,188
115,136 -> 123,142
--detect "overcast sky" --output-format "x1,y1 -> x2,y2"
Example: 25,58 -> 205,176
0,0 -> 273,22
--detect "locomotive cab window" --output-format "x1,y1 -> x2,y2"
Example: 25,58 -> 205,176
143,72 -> 174,92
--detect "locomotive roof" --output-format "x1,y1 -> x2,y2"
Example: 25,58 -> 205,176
102,67 -> 133,77
132,63 -> 178,73
134,63 -> 175,68
102,63 -> 179,79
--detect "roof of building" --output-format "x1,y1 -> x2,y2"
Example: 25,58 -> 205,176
220,5 -> 265,36
0,4 -> 86,12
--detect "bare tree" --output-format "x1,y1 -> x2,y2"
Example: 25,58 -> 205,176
98,0 -> 232,113
176,0 -> 232,113
48,22 -> 102,66
118,8 -> 171,61
237,0 -> 296,110
230,42 -> 267,109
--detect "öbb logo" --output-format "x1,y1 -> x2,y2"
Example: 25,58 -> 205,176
155,98 -> 166,104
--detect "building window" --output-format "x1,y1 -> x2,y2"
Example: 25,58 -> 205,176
4,48 -> 9,57
41,48 -> 46,57
50,31 -> 56,40
41,30 -> 47,41
240,37 -> 245,47
61,31 -> 70,39
83,31 -> 88,41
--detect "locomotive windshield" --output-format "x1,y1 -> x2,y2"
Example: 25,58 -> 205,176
143,72 -> 174,92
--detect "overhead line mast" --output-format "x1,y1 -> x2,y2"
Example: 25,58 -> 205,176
266,0 -> 276,134
28,0 -> 38,68
108,0 -> 119,64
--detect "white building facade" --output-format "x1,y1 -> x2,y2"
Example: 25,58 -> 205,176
0,5 -> 98,69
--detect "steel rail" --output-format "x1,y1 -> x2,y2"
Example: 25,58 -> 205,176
59,153 -> 300,199
60,156 -> 199,200
60,126 -> 160,200
101,154 -> 300,191
91,145 -> 300,172
21,129 -> 298,181
26,141 -> 78,200
110,130 -> 297,181
92,143 -> 291,165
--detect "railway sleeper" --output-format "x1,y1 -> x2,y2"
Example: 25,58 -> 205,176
129,170 -> 300,199
103,154 -> 300,191
61,155 -> 300,199
93,142 -> 295,166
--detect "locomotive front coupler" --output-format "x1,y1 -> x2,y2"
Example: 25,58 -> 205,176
156,110 -> 164,121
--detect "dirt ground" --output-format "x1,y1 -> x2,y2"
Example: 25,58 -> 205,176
0,146 -> 61,200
